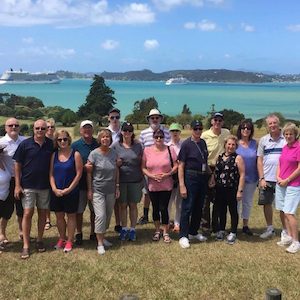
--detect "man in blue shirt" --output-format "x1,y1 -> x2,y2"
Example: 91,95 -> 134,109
14,119 -> 53,259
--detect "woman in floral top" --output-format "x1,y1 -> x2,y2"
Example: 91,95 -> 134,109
214,135 -> 245,244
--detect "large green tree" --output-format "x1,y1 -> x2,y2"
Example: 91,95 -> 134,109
77,75 -> 116,122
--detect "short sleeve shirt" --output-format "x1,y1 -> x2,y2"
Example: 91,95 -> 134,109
279,141 -> 300,187
257,134 -> 285,182
13,137 -> 54,189
88,148 -> 117,194
139,125 -> 171,148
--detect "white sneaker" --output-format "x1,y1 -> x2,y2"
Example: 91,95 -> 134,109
277,235 -> 293,247
188,233 -> 207,242
97,245 -> 105,255
103,239 -> 112,247
260,229 -> 275,239
179,237 -> 190,249
286,241 -> 300,254
227,232 -> 237,245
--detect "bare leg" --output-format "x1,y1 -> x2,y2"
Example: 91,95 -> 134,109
285,214 -> 298,241
67,213 -> 76,242
17,216 -> 23,237
263,204 -> 273,226
55,212 -> 66,240
96,233 -> 104,246
114,199 -> 121,227
121,202 -> 128,228
37,208 -> 47,242
76,213 -> 83,234
279,210 -> 286,230
90,210 -> 95,235
129,203 -> 137,228
0,218 -> 9,241
22,208 -> 34,249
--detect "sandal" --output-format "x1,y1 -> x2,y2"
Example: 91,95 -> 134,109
20,248 -> 30,259
163,233 -> 171,244
36,241 -> 46,253
0,239 -> 9,245
152,231 -> 161,242
44,221 -> 52,230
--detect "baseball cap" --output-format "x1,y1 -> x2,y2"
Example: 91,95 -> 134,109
108,108 -> 120,115
80,120 -> 93,128
212,112 -> 224,119
169,123 -> 182,131
191,120 -> 203,129
121,122 -> 134,132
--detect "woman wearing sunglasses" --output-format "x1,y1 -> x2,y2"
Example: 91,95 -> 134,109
236,119 -> 258,236
142,129 -> 178,243
49,130 -> 83,253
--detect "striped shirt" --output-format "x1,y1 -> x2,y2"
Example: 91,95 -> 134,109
257,133 -> 286,182
139,125 -> 170,148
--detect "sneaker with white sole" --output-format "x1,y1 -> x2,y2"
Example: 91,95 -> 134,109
103,239 -> 112,247
216,231 -> 225,241
286,241 -> 300,254
188,233 -> 207,242
227,232 -> 237,245
179,237 -> 190,249
97,245 -> 105,255
260,229 -> 275,239
277,234 -> 293,247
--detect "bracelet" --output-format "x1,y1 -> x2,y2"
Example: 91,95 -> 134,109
259,177 -> 264,181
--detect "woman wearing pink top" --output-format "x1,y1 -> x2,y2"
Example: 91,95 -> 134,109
275,123 -> 300,254
142,129 -> 178,243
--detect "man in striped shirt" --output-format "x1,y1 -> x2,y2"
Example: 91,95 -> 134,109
257,114 -> 286,239
137,109 -> 171,225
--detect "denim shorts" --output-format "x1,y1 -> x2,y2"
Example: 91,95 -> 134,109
275,185 -> 300,214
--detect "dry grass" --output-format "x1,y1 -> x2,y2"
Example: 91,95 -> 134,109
1,197 -> 300,300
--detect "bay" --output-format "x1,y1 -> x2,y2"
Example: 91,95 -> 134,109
0,79 -> 299,121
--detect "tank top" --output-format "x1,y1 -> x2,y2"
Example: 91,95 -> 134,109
53,150 -> 78,195
215,152 -> 239,188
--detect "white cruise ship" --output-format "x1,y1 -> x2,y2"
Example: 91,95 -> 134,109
0,69 -> 61,84
165,75 -> 189,85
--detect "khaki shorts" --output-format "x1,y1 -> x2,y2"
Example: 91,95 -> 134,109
22,189 -> 50,209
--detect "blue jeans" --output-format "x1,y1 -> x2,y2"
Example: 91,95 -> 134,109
180,171 -> 208,238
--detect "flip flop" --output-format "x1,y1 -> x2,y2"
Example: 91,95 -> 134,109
44,222 -> 52,230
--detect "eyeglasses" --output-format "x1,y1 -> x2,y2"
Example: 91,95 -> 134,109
7,124 -> 20,128
213,118 -> 223,123
47,125 -> 55,129
154,135 -> 164,139
242,126 -> 251,130
150,117 -> 160,120
57,138 -> 68,142
193,127 -> 203,131
35,127 -> 46,131
110,115 -> 120,120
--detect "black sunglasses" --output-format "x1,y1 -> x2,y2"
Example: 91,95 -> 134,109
7,124 -> 20,128
47,125 -> 55,129
110,115 -> 120,120
193,127 -> 203,131
150,116 -> 160,120
57,138 -> 68,142
242,126 -> 251,130
213,118 -> 223,123
154,135 -> 164,139
35,127 -> 46,131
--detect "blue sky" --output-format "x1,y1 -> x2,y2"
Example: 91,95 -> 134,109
1,0 -> 300,74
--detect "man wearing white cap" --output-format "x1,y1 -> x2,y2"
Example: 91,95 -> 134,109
138,108 -> 171,225
71,120 -> 99,245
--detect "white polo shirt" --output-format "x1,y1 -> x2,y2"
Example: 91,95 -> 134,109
139,125 -> 170,148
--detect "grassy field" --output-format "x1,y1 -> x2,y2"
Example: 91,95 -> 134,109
1,197 -> 300,300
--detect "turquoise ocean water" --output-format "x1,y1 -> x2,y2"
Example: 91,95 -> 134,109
0,79 -> 299,121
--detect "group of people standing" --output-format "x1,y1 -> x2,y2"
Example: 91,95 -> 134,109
0,109 -> 299,258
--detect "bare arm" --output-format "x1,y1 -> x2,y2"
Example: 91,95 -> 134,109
257,156 -> 266,188
236,155 -> 245,201
49,153 -> 63,197
115,165 -> 120,199
14,162 -> 23,200
278,161 -> 300,187
86,160 -> 93,201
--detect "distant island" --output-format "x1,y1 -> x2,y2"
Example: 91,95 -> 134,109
56,69 -> 300,83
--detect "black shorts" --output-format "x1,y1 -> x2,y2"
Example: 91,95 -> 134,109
9,178 -> 23,217
50,191 -> 80,214
0,196 -> 14,220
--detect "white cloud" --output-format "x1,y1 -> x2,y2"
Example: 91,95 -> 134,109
22,37 -> 34,44
241,23 -> 255,32
152,0 -> 223,11
18,46 -> 75,59
101,40 -> 119,50
144,39 -> 159,50
286,24 -> 300,32
184,22 -> 196,29
198,19 -> 217,31
0,0 -> 155,27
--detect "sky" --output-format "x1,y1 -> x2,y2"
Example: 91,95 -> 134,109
0,0 -> 300,74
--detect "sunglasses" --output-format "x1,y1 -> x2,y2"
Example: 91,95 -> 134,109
154,135 -> 164,139
57,138 -> 68,142
193,127 -> 203,131
213,118 -> 223,123
35,127 -> 46,131
123,129 -> 133,133
7,124 -> 20,128
110,115 -> 120,120
150,116 -> 160,120
242,126 -> 251,130
47,125 -> 55,129
170,130 -> 180,133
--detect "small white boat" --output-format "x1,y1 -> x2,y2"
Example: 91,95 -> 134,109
165,76 -> 189,85
0,69 -> 61,84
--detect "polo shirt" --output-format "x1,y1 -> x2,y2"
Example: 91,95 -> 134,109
178,137 -> 208,171
0,133 -> 26,176
139,125 -> 170,148
13,137 -> 53,189
278,141 -> 300,187
71,137 -> 99,189
257,133 -> 286,182
167,139 -> 183,156
201,128 -> 230,167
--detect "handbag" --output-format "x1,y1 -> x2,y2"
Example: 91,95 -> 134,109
167,146 -> 179,188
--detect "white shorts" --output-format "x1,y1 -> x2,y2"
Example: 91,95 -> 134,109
275,184 -> 300,214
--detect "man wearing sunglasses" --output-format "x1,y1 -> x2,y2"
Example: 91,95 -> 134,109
138,108 -> 171,225
201,112 -> 230,235
13,119 -> 54,259
0,118 -> 26,245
